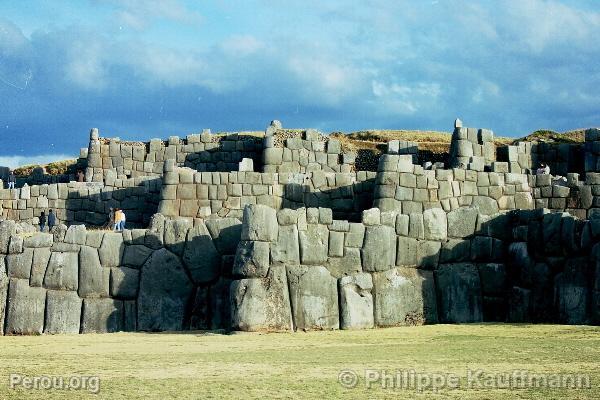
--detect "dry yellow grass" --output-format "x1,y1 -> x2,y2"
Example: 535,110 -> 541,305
0,324 -> 597,399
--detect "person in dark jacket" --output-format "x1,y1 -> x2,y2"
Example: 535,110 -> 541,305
39,211 -> 47,232
7,170 -> 16,189
48,209 -> 56,231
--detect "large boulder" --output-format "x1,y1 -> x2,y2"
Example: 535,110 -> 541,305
210,278 -> 232,330
423,208 -> 447,240
30,248 -> 51,287
182,222 -> 221,284
233,241 -> 270,278
271,224 -> 300,265
6,248 -> 34,279
435,263 -> 483,323
554,258 -> 591,324
327,247 -> 362,278
339,273 -> 374,330
205,218 -> 243,255
110,267 -> 140,299
0,258 -> 8,333
163,219 -> 192,256
81,298 -> 124,333
44,290 -> 82,334
241,204 -> 278,242
138,248 -> 194,331
121,245 -> 153,268
447,207 -> 478,238
299,224 -> 329,265
78,246 -> 109,298
373,267 -> 437,326
23,233 -> 53,248
98,232 -> 124,268
5,278 -> 46,335
230,265 -> 293,332
287,265 -> 339,330
44,251 -> 78,291
362,225 -> 396,272
0,220 -> 16,254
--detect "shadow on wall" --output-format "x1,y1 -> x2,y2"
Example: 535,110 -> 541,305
182,136 -> 263,173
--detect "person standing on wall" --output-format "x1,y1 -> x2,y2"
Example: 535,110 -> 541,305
7,170 -> 15,189
119,210 -> 127,231
114,208 -> 122,232
48,209 -> 56,231
39,211 -> 46,232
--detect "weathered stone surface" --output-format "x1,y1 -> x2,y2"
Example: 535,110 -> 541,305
63,224 -> 87,245
339,273 -> 374,329
287,265 -> 339,330
435,263 -> 483,323
182,222 -> 220,284
373,267 -> 437,326
85,231 -> 105,248
122,244 -> 153,268
29,248 -> 51,287
447,207 -> 478,238
8,235 -> 23,254
478,263 -> 506,296
362,225 -> 396,272
396,236 -> 418,266
231,265 -> 293,332
0,259 -> 8,334
299,224 -> 329,265
210,277 -> 232,329
23,233 -> 53,248
554,258 -> 591,324
164,219 -> 192,256
205,218 -> 242,254
6,248 -> 34,279
327,247 -> 361,278
45,290 -> 82,334
271,224 -> 300,265
423,208 -> 447,240
508,286 -> 531,322
241,204 -> 278,242
81,298 -> 124,333
110,267 -> 140,299
44,251 -> 78,291
138,248 -> 194,331
123,300 -> 137,332
5,278 -> 46,335
0,220 -> 17,253
98,232 -> 124,268
78,246 -> 109,298
233,240 -> 270,278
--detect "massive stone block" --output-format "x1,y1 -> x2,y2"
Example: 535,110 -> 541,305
5,278 -> 46,335
373,267 -> 437,326
423,208 -> 447,241
122,245 -> 153,268
0,258 -> 8,334
45,290 -> 82,334
299,224 -> 329,265
271,224 -> 300,265
78,246 -> 110,298
241,204 -> 278,242
230,265 -> 293,332
435,263 -> 483,323
163,219 -> 192,256
287,265 -> 339,330
30,248 -> 51,287
81,298 -> 124,333
23,233 -> 53,248
110,267 -> 140,299
233,241 -> 270,278
339,273 -> 374,330
0,220 -> 17,254
182,222 -> 220,284
205,218 -> 243,255
138,248 -> 194,331
327,247 -> 362,278
362,225 -> 396,272
554,258 -> 591,324
44,251 -> 78,291
98,232 -> 124,268
447,207 -> 478,238
6,248 -> 34,279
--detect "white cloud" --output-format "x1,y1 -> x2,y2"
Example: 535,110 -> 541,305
0,155 -> 75,169
219,35 -> 264,57
97,0 -> 203,30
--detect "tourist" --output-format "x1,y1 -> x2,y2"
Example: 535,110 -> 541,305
48,209 -> 56,231
114,208 -> 123,231
7,170 -> 15,189
119,210 -> 127,231
39,211 -> 46,232
536,163 -> 550,175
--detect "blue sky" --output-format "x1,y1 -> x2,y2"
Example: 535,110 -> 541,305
0,0 -> 598,166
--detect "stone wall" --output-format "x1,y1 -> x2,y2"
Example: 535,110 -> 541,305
448,121 -> 496,170
497,141 -> 582,176
0,178 -> 161,228
230,204 -> 599,332
85,128 -> 263,182
263,122 -> 356,173
0,214 -> 238,334
584,128 -> 600,173
157,161 -> 375,222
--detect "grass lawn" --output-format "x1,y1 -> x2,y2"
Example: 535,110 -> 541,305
0,324 -> 597,399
